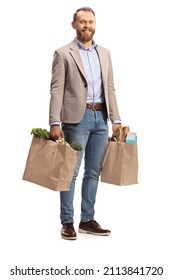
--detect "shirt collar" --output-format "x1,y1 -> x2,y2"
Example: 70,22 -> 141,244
76,38 -> 97,51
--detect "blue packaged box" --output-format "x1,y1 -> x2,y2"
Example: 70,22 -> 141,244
126,132 -> 137,143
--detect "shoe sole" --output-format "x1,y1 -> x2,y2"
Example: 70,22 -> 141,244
61,234 -> 77,240
78,228 -> 110,236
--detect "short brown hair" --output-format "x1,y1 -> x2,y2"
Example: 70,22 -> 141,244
73,7 -> 95,22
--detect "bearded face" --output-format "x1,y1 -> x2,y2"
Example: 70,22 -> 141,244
72,11 -> 96,46
76,27 -> 95,43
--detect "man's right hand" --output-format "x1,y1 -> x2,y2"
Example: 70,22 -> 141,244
50,125 -> 64,140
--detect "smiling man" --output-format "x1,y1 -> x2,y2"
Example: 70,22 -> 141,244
72,9 -> 95,46
49,7 -> 121,240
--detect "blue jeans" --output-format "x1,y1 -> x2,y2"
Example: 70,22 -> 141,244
60,109 -> 108,224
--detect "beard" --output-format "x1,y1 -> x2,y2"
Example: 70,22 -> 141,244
76,28 -> 95,43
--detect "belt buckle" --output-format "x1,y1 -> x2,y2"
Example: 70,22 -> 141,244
92,103 -> 100,110
92,103 -> 96,110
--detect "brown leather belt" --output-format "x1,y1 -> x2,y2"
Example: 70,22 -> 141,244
86,103 -> 106,110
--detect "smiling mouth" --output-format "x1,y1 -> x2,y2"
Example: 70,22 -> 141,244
82,29 -> 92,32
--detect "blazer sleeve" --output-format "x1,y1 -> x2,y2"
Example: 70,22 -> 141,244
107,51 -> 121,122
49,51 -> 65,125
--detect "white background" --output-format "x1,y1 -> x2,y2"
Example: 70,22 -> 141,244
1,0 -> 173,279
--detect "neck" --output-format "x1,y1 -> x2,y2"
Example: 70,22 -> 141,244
77,39 -> 93,48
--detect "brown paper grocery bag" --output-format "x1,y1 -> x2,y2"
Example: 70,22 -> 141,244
23,136 -> 79,191
101,141 -> 138,186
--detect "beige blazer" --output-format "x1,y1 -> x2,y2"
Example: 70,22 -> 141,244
49,39 -> 120,124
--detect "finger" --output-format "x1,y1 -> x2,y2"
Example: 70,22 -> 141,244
51,132 -> 59,140
60,130 -> 64,138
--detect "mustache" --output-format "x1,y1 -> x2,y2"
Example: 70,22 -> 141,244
82,28 -> 94,32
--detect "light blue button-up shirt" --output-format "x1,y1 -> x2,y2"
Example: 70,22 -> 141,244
76,39 -> 105,104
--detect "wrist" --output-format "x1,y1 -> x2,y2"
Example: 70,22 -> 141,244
112,119 -> 121,124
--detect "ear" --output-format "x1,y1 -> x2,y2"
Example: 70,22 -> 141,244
71,21 -> 76,29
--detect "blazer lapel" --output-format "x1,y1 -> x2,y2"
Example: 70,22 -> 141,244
69,40 -> 87,80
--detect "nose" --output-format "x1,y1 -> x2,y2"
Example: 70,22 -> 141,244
84,21 -> 90,27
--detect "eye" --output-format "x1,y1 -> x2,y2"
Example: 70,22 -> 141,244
78,20 -> 95,25
79,20 -> 86,24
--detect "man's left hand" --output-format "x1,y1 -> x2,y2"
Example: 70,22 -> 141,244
112,123 -> 121,135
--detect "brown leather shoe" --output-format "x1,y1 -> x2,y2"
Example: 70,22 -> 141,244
61,223 -> 77,240
79,220 -> 111,236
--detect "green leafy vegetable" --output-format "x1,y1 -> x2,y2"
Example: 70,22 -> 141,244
31,128 -> 51,140
70,141 -> 83,151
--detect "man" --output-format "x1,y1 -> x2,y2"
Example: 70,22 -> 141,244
49,7 -> 121,240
